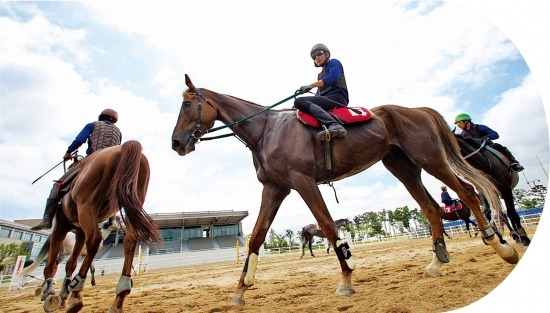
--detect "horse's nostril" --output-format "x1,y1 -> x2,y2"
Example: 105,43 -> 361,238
171,140 -> 181,150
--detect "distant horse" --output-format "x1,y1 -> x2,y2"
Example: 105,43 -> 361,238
301,218 -> 351,258
36,140 -> 161,313
440,200 -> 478,239
171,75 -> 518,305
454,135 -> 531,246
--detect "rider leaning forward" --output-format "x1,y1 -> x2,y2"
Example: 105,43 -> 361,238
454,113 -> 524,172
31,109 -> 122,231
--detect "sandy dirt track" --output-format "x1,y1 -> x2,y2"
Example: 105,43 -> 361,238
1,227 -> 535,313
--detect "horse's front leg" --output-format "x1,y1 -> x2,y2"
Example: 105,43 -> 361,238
229,183 -> 290,306
109,234 -> 138,313
295,179 -> 355,297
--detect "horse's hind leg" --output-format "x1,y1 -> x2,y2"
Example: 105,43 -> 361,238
109,235 -> 138,313
503,190 -> 530,246
90,262 -> 96,286
382,153 -> 448,277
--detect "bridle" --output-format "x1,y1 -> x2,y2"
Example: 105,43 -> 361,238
185,88 -> 218,142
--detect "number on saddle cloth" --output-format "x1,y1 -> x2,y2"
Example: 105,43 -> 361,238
297,107 -> 373,128
444,200 -> 462,214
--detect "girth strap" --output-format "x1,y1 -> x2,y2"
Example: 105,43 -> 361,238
322,138 -> 339,203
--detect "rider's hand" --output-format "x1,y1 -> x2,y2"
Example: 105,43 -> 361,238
299,85 -> 313,94
63,152 -> 73,161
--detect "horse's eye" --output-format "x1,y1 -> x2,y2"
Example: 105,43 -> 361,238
182,101 -> 192,108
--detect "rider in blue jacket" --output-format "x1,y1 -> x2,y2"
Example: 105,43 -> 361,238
31,109 -> 122,231
455,113 -> 524,172
294,43 -> 349,141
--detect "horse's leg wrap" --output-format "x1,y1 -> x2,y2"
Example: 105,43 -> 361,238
59,277 -> 72,299
334,240 -> 355,269
115,275 -> 133,295
243,252 -> 259,286
68,274 -> 86,292
41,278 -> 56,301
480,226 -> 496,238
433,238 -> 450,263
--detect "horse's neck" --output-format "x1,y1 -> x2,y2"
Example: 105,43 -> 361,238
206,90 -> 274,147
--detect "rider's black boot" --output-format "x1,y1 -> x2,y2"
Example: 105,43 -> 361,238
502,146 -> 524,171
31,198 -> 58,231
308,104 -> 346,140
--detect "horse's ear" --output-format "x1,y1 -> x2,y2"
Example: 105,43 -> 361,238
185,74 -> 195,91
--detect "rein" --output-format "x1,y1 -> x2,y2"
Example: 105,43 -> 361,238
462,138 -> 487,159
193,89 -> 300,142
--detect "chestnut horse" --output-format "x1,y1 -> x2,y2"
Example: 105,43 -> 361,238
454,135 -> 531,246
301,218 -> 351,258
37,140 -> 161,313
171,74 -> 518,305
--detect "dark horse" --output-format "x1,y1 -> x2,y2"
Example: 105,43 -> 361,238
440,200 -> 478,239
171,75 -> 518,305
301,218 -> 351,258
454,135 -> 531,246
36,140 -> 161,313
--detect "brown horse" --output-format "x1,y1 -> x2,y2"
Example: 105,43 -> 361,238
301,218 -> 351,258
171,74 -> 518,305
454,135 -> 531,246
440,201 -> 478,239
37,140 -> 161,313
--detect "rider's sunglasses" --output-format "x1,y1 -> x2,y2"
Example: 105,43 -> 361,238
311,50 -> 325,59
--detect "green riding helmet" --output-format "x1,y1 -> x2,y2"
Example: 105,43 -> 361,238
454,113 -> 471,124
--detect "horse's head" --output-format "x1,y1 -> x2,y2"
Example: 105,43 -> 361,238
344,218 -> 351,232
171,74 -> 218,156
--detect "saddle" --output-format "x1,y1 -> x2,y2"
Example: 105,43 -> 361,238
297,107 -> 373,128
444,201 -> 463,214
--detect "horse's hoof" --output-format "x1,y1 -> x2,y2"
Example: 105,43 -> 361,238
423,268 -> 442,278
501,248 -> 519,264
43,295 -> 61,312
34,287 -> 42,296
229,297 -> 245,306
335,284 -> 355,296
66,302 -> 84,313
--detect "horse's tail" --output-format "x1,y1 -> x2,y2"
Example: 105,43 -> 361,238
21,235 -> 51,276
107,140 -> 161,247
417,107 -> 503,216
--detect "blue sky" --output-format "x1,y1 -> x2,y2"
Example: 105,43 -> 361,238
1,0 -> 549,311
1,0 -> 547,233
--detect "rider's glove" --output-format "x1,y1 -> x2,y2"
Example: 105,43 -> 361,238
63,152 -> 73,161
299,85 -> 313,94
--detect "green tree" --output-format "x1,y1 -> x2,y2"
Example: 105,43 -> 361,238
285,229 -> 295,249
364,211 -> 385,238
392,206 -> 412,233
0,243 -> 30,272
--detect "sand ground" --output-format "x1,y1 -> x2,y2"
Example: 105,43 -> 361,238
1,226 -> 535,313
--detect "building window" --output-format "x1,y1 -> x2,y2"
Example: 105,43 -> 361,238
34,235 -> 43,242
13,230 -> 23,240
213,224 -> 239,237
23,233 -> 32,241
0,228 -> 11,238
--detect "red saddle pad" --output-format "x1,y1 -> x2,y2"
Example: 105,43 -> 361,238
444,202 -> 463,214
297,107 -> 373,128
